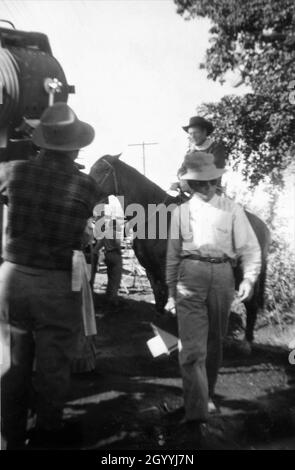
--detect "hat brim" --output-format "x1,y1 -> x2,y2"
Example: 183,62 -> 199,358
180,168 -> 226,181
32,120 -> 95,151
182,124 -> 214,135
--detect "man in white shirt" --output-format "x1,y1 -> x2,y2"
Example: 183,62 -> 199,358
165,151 -> 261,428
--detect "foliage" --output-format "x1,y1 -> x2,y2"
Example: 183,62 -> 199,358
265,233 -> 295,323
264,165 -> 295,321
196,94 -> 294,187
225,166 -> 295,323
174,0 -> 295,321
174,0 -> 295,187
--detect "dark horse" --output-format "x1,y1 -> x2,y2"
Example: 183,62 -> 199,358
90,155 -> 270,343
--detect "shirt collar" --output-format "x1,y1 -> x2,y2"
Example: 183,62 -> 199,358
38,151 -> 78,172
194,137 -> 213,151
191,193 -> 219,206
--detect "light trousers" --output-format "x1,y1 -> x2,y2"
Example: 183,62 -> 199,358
176,259 -> 235,422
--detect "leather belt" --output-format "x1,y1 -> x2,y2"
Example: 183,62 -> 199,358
183,254 -> 231,264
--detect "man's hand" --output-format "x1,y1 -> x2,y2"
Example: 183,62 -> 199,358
169,182 -> 180,192
238,279 -> 254,302
165,297 -> 176,315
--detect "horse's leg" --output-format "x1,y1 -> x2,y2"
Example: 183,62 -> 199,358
90,244 -> 99,289
146,269 -> 168,313
244,293 -> 259,343
244,260 -> 267,344
105,250 -> 122,304
233,264 -> 256,353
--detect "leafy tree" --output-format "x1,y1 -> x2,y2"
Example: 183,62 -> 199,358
174,0 -> 295,186
174,1 -> 295,321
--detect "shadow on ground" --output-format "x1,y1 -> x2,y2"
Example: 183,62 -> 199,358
59,294 -> 295,450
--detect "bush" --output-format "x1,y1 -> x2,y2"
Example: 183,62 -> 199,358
264,235 -> 295,324
225,163 -> 295,326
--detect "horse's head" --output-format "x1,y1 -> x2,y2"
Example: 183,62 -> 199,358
90,153 -> 173,210
89,154 -> 121,197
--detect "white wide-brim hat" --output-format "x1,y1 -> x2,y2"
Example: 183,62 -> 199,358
180,151 -> 226,181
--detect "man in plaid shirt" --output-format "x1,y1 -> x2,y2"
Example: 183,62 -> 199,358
0,102 -> 104,449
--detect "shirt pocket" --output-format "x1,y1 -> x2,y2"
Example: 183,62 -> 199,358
212,214 -> 232,244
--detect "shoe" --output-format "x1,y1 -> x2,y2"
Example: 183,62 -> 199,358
177,420 -> 208,449
208,399 -> 218,413
6,439 -> 27,450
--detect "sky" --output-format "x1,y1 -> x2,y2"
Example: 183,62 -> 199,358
1,0 -> 247,189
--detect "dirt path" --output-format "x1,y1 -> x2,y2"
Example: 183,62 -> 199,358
65,268 -> 295,450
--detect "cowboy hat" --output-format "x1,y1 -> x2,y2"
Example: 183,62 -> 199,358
182,116 -> 214,135
180,152 -> 225,181
32,102 -> 95,151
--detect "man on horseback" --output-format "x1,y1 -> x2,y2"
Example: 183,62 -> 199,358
165,151 -> 261,433
171,116 -> 227,195
181,115 -> 227,167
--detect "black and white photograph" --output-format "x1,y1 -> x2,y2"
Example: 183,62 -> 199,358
0,0 -> 294,454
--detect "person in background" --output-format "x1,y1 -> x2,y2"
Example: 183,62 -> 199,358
165,151 -> 261,441
93,210 -> 123,307
171,116 -> 227,195
0,102 -> 102,449
181,115 -> 227,169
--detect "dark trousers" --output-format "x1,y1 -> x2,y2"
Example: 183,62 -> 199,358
0,262 -> 81,448
105,250 -> 122,299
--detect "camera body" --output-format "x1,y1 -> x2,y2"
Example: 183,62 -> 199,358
0,25 -> 75,161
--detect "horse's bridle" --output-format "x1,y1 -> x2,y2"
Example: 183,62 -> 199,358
95,158 -> 186,229
97,158 -> 120,195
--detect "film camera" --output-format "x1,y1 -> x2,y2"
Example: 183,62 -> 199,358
0,20 -> 75,161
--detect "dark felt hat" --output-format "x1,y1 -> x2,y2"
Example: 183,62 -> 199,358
182,116 -> 214,135
32,102 -> 95,151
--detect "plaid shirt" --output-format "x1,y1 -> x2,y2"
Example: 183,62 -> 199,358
0,153 -> 103,270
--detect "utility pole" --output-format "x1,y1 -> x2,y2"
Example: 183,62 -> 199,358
128,141 -> 158,176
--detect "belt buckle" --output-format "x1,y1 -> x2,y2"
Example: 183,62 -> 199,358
208,257 -> 217,263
